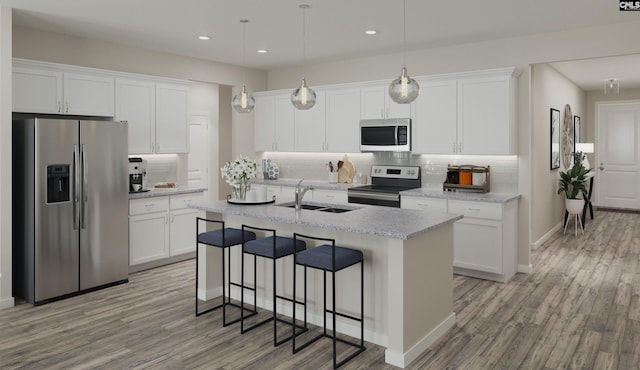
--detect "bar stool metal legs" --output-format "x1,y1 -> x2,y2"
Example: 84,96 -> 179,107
292,233 -> 365,369
240,224 -> 308,346
195,217 -> 258,326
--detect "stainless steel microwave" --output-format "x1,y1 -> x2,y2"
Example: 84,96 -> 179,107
360,118 -> 412,152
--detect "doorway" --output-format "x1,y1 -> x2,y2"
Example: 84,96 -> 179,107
596,101 -> 640,209
188,111 -> 210,201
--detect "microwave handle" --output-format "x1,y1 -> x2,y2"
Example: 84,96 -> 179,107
395,126 -> 399,145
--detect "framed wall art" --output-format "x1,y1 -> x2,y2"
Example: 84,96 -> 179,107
550,108 -> 560,170
574,115 -> 581,152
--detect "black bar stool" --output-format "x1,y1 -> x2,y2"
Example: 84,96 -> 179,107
292,233 -> 365,369
240,224 -> 307,346
195,217 -> 257,326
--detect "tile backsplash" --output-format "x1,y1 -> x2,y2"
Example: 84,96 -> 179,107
130,154 -> 178,187
256,152 -> 518,193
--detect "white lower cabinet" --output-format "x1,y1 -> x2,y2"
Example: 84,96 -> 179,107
169,193 -> 204,256
401,196 -> 447,212
129,193 -> 204,267
312,189 -> 348,205
401,195 -> 517,282
129,197 -> 170,265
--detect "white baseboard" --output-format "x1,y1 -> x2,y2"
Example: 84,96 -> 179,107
197,286 -> 222,301
0,296 -> 15,310
531,223 -> 562,250
385,313 -> 456,368
517,264 -> 533,274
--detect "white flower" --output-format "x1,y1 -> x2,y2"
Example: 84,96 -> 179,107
221,156 -> 257,188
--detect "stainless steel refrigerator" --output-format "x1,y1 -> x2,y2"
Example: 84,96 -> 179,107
13,117 -> 129,305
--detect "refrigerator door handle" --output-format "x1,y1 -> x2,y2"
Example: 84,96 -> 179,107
73,144 -> 79,230
81,144 -> 87,229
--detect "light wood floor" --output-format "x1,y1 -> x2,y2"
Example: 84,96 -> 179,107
1,210 -> 639,369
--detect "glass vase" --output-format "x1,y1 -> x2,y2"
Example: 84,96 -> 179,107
233,180 -> 249,200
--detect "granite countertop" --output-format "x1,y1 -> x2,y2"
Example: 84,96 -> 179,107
129,187 -> 207,199
251,178 -> 360,191
400,188 -> 520,203
189,199 -> 462,240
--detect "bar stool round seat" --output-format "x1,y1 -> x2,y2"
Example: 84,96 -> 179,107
240,225 -> 307,347
195,217 -> 257,326
292,233 -> 366,369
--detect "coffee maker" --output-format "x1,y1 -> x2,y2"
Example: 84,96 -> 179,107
128,157 -> 147,192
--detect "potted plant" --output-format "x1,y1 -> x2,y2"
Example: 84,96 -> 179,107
557,152 -> 591,214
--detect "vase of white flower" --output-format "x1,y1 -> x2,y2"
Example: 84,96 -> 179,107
221,156 -> 257,200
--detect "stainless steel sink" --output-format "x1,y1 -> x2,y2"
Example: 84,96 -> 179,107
277,202 -> 356,213
283,203 -> 325,210
318,207 -> 352,213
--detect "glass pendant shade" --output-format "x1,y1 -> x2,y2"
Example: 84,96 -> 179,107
291,77 -> 316,110
389,66 -> 419,104
232,85 -> 255,113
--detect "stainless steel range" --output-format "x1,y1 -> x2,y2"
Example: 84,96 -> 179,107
348,165 -> 421,207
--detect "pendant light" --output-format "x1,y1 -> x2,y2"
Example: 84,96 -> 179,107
388,0 -> 419,104
291,4 -> 316,110
232,19 -> 255,113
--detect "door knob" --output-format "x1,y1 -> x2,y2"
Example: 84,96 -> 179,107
599,162 -> 605,171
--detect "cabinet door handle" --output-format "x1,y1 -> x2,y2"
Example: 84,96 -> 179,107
459,142 -> 463,153
468,208 -> 481,211
150,140 -> 154,152
418,203 -> 429,207
452,142 -> 456,153
65,101 -> 69,112
58,101 -> 62,113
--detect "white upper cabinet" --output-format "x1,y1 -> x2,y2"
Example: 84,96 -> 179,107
413,78 -> 457,154
413,68 -> 518,155
253,68 -> 517,155
116,80 -> 189,154
63,73 -> 114,116
457,70 -> 517,155
295,91 -> 326,152
156,83 -> 189,153
254,93 -> 295,152
13,66 -> 63,114
360,84 -> 412,120
325,87 -> 361,153
115,79 -> 156,154
13,61 -> 114,117
254,94 -> 276,152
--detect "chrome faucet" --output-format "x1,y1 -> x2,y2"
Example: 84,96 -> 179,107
294,178 -> 313,210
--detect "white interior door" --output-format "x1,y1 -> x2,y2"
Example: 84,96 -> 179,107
596,101 -> 640,209
188,112 -> 210,201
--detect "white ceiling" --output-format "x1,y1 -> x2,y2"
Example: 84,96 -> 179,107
1,0 -> 638,89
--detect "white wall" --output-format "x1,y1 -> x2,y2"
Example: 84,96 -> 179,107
0,6 -> 13,309
530,63 -> 586,245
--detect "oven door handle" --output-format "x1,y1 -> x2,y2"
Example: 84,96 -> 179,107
348,190 -> 400,202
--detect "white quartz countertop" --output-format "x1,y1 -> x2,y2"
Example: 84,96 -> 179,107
251,178 -> 359,191
129,187 -> 207,199
189,199 -> 462,240
401,188 -> 520,203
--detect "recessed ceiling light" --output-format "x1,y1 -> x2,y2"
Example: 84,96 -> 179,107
257,49 -> 269,54
198,35 -> 211,40
365,30 -> 377,35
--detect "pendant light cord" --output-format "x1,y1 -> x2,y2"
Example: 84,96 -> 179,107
302,5 -> 307,65
240,19 -> 248,84
402,0 -> 406,67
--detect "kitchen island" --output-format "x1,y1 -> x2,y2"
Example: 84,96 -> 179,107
190,199 -> 462,368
